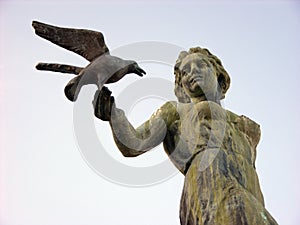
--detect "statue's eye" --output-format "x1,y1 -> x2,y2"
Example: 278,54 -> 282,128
199,62 -> 208,68
181,65 -> 190,74
183,70 -> 190,77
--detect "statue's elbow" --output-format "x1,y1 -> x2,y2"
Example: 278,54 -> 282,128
115,139 -> 146,157
120,149 -> 142,158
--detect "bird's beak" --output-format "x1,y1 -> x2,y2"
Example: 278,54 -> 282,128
135,66 -> 146,77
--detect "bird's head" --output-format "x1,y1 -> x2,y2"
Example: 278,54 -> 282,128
128,61 -> 146,77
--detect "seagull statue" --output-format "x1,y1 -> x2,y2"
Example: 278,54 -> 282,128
32,21 -> 146,101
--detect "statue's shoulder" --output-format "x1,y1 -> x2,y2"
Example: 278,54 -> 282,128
227,110 -> 261,149
152,101 -> 179,126
160,101 -> 178,109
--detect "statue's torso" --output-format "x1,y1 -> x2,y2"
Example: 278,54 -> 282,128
162,101 -> 278,224
162,101 -> 264,202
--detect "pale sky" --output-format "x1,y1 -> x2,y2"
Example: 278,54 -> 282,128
1,1 -> 300,225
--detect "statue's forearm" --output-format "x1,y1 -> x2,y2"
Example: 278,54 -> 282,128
109,107 -> 166,157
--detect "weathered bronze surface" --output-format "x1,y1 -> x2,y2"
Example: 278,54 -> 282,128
94,47 -> 278,224
33,21 -> 278,224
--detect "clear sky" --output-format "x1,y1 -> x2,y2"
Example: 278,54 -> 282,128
1,1 -> 300,225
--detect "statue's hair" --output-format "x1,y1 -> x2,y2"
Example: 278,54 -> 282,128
174,47 -> 231,103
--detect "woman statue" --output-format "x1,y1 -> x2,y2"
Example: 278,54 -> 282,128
94,47 -> 278,225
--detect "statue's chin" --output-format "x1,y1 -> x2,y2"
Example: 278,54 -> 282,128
186,86 -> 205,99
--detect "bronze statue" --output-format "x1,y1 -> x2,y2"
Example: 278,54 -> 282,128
94,48 -> 278,224
32,21 -> 145,101
33,21 -> 278,224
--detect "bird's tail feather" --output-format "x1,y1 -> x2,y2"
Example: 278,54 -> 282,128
36,62 -> 83,75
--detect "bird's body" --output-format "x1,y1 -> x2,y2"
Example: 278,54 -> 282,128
65,54 -> 143,101
83,54 -> 139,84
32,21 -> 145,101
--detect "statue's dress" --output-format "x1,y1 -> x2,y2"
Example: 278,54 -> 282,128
110,100 -> 278,225
162,101 -> 278,225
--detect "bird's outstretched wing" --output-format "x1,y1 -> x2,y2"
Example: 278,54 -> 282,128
32,21 -> 109,61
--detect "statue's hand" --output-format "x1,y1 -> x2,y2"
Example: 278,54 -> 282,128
93,86 -> 115,121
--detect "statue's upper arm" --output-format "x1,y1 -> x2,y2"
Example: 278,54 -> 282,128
150,101 -> 179,129
234,114 -> 261,167
134,101 -> 178,141
237,115 -> 261,149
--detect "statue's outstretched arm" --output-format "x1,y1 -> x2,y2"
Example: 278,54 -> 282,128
108,107 -> 167,157
94,87 -> 177,157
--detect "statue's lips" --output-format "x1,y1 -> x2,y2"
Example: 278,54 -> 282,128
190,76 -> 203,85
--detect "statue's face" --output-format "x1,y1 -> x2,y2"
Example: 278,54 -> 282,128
179,54 -> 218,100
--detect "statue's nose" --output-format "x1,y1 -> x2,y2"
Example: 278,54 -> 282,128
190,68 -> 203,78
191,68 -> 200,75
190,64 -> 201,74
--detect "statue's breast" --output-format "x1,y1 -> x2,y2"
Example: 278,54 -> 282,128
163,101 -> 227,173
162,101 -> 260,173
180,101 -> 227,150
